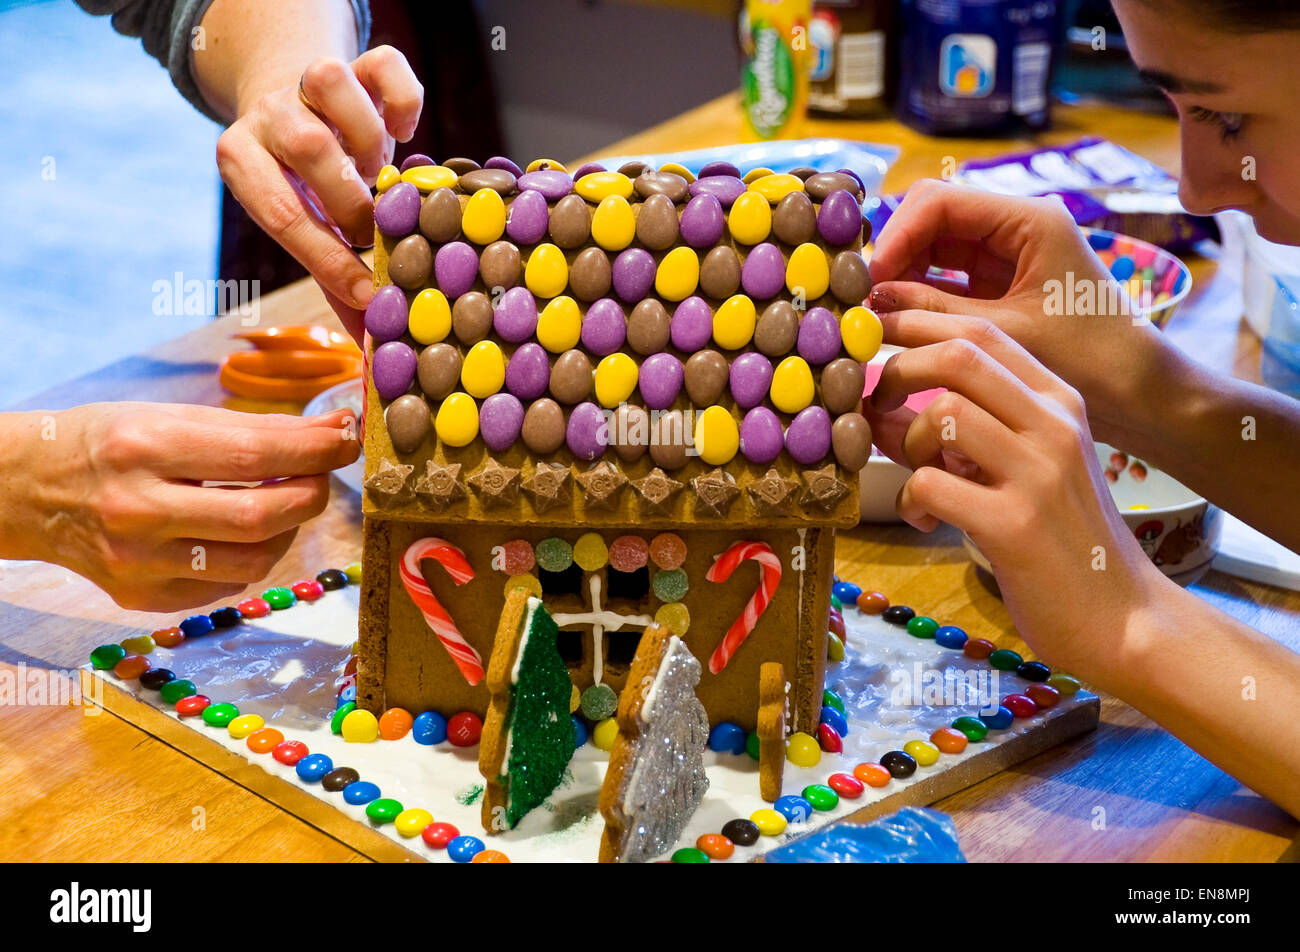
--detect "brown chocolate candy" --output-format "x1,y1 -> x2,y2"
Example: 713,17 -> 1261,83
458,167 -> 517,195
649,410 -> 688,470
772,191 -> 817,246
830,250 -> 872,305
388,234 -> 433,290
700,246 -> 742,299
570,246 -> 612,301
618,160 -> 651,179
862,217 -> 873,245
611,404 -> 649,462
755,300 -> 800,356
418,187 -> 462,243
635,193 -> 679,250
479,240 -> 521,291
522,398 -> 566,454
549,349 -> 593,404
452,291 -> 493,345
788,166 -> 819,181
417,343 -> 463,401
442,157 -> 481,175
821,357 -> 866,415
805,171 -> 864,201
627,299 -> 671,355
384,393 -> 432,454
831,412 -> 873,471
549,193 -> 591,248
684,350 -> 728,406
634,170 -> 689,203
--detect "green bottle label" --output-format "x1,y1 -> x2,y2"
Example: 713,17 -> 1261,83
742,19 -> 796,138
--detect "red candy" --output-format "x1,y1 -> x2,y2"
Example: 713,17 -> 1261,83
609,535 -> 650,573
827,772 -> 865,798
152,626 -> 184,648
856,591 -> 889,614
447,711 -> 483,747
649,532 -> 686,570
829,612 -> 846,639
500,539 -> 536,576
176,695 -> 211,717
1003,694 -> 1038,718
816,722 -> 843,753
1026,683 -> 1060,709
963,637 -> 996,660
291,579 -> 325,602
113,654 -> 151,680
272,740 -> 309,765
422,821 -> 460,848
237,597 -> 272,619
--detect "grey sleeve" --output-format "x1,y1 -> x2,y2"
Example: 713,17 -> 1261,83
74,0 -> 372,124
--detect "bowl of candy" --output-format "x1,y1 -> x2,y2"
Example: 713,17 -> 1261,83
1081,227 -> 1193,329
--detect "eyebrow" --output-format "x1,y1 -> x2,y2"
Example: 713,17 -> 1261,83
1137,68 -> 1226,95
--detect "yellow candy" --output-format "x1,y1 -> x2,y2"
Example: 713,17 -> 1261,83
461,340 -> 505,398
1128,504 -> 1150,511
408,288 -> 451,345
741,167 -> 775,184
573,532 -> 609,571
841,305 -> 884,362
827,631 -> 845,662
574,171 -> 634,202
748,172 -> 804,201
591,194 -> 636,250
394,807 -> 434,838
341,708 -> 380,743
712,294 -> 757,350
400,165 -> 458,192
344,562 -> 362,583
504,573 -> 542,598
435,392 -> 479,447
594,352 -> 639,408
536,296 -> 582,352
750,808 -> 788,836
351,640 -> 360,654
570,684 -> 581,714
227,713 -> 265,739
120,635 -> 155,655
728,191 -> 773,245
655,602 -> 691,636
770,356 -> 815,413
461,187 -> 506,245
786,242 -> 830,299
786,731 -> 822,767
592,717 -> 619,751
376,165 -> 400,193
655,246 -> 699,301
658,162 -> 696,183
526,158 -> 568,173
525,243 -> 569,299
903,739 -> 940,766
694,405 -> 740,466
1047,673 -> 1082,695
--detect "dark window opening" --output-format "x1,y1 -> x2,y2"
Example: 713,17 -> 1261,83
606,631 -> 643,668
556,628 -> 585,666
607,566 -> 650,601
540,563 -> 584,596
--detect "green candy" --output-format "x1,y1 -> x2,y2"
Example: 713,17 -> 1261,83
651,568 -> 689,603
90,644 -> 126,670
906,616 -> 938,638
534,537 -> 573,573
802,783 -> 839,811
745,730 -> 761,761
262,587 -> 296,610
672,847 -> 710,863
202,702 -> 240,728
822,689 -> 845,715
952,715 -> 988,742
331,702 -> 356,734
366,797 -> 403,823
159,679 -> 197,704
580,683 -> 618,722
830,594 -> 842,612
989,648 -> 1024,671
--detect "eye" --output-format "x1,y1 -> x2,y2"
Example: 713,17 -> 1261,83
1187,105 -> 1246,143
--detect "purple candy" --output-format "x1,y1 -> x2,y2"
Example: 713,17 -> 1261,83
373,182 -> 421,238
399,153 -> 435,172
729,352 -> 774,409
611,248 -> 656,303
566,401 -> 608,461
572,162 -> 606,179
493,286 -> 539,343
740,406 -> 785,465
670,296 -> 713,351
433,242 -> 479,299
699,160 -> 740,179
785,405 -> 832,465
817,189 -> 862,246
484,156 -> 524,177
479,393 -> 525,451
505,342 -> 550,400
372,341 -> 417,400
364,284 -> 408,343
639,353 -> 684,410
797,306 -> 842,365
679,193 -> 725,247
506,189 -> 550,244
689,175 -> 747,208
742,243 -> 787,300
580,298 -> 627,356
516,170 -> 573,201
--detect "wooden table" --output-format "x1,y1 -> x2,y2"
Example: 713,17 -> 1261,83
1,94 -> 1296,862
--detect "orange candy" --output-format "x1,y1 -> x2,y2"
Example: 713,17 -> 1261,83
856,591 -> 889,614
152,627 -> 184,648
696,834 -> 735,860
378,707 -> 414,740
471,850 -> 510,863
930,727 -> 968,754
853,762 -> 892,788
112,654 -> 151,680
246,727 -> 285,753
1026,683 -> 1061,709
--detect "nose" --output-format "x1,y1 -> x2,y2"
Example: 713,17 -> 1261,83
1176,122 -> 1256,216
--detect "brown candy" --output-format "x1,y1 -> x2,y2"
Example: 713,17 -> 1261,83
522,398 -> 566,454
772,191 -> 817,246
384,393 -> 432,454
442,157 -> 481,175
635,193 -> 679,250
830,250 -> 872,305
700,246 -> 741,299
754,300 -> 799,357
417,343 -> 463,400
805,171 -> 864,201
820,357 -> 867,415
458,168 -> 517,195
634,170 -> 689,203
611,404 -> 649,462
388,234 -> 433,290
570,246 -> 612,301
549,193 -> 591,248
788,166 -> 819,181
626,299 -> 671,356
550,349 -> 593,404
479,240 -> 521,291
649,410 -> 688,470
862,217 -> 873,245
452,291 -> 493,345
831,412 -> 873,471
684,350 -> 728,406
418,187 -> 462,243
618,160 -> 651,179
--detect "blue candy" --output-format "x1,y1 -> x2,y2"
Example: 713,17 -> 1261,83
775,795 -> 813,823
979,705 -> 1014,730
295,753 -> 333,782
819,705 -> 849,737
572,715 -> 589,749
831,581 -> 862,604
447,835 -> 485,863
179,614 -> 215,639
708,721 -> 748,755
934,625 -> 968,649
343,780 -> 381,805
411,710 -> 448,746
1086,230 -> 1114,251
1109,255 -> 1136,281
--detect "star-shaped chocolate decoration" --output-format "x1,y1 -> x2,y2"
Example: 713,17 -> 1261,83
575,460 -> 627,510
800,464 -> 849,511
413,461 -> 465,512
631,467 -> 684,514
691,467 -> 740,517
747,467 -> 801,515
364,458 -> 414,505
522,462 -> 571,513
468,458 -> 521,507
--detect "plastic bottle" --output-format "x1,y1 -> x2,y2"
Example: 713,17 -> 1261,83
808,1 -> 897,118
740,0 -> 813,140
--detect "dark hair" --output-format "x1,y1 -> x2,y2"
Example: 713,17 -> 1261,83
1139,0 -> 1300,31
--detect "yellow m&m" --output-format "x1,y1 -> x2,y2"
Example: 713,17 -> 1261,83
655,246 -> 699,301
594,352 -> 639,408
461,187 -> 506,245
227,713 -> 265,739
435,392 -> 479,447
658,162 -> 695,183
771,356 -> 815,413
341,708 -> 380,743
750,808 -> 788,836
537,295 -> 582,352
841,305 -> 883,362
376,164 -> 400,192
903,739 -> 940,766
408,288 -> 451,345
741,167 -> 775,184
591,194 -> 636,250
401,164 -> 458,192
713,294 -> 757,350
394,808 -> 434,838
575,171 -> 634,202
748,172 -> 804,202
727,191 -> 773,245
786,731 -> 822,767
461,340 -> 505,398
694,405 -> 740,465
786,242 -> 830,300
525,243 -> 569,299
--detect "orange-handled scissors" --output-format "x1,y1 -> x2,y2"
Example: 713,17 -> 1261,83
220,325 -> 363,402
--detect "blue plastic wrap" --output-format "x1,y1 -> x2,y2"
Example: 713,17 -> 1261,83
765,806 -> 965,863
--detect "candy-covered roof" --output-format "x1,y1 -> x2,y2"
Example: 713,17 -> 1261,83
361,154 -> 881,528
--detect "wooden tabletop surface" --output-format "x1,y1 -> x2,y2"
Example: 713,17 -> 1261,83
1,93 -> 1296,863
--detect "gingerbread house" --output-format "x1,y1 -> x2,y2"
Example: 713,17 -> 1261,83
356,155 -> 878,735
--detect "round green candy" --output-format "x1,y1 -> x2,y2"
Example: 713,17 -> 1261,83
651,568 -> 689,603
989,648 -> 1024,671
802,783 -> 839,811
331,701 -> 356,735
366,797 -> 403,823
202,702 -> 240,728
535,537 -> 573,573
672,847 -> 710,863
90,644 -> 127,670
952,715 -> 988,742
159,679 -> 197,704
830,594 -> 842,612
580,683 -> 618,721
906,616 -> 938,638
822,688 -> 845,715
745,730 -> 761,760
262,586 -> 297,610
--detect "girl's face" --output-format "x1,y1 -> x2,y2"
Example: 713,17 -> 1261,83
1113,0 -> 1300,244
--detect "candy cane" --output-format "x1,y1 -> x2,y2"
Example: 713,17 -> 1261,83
704,541 -> 782,674
399,537 -> 484,685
